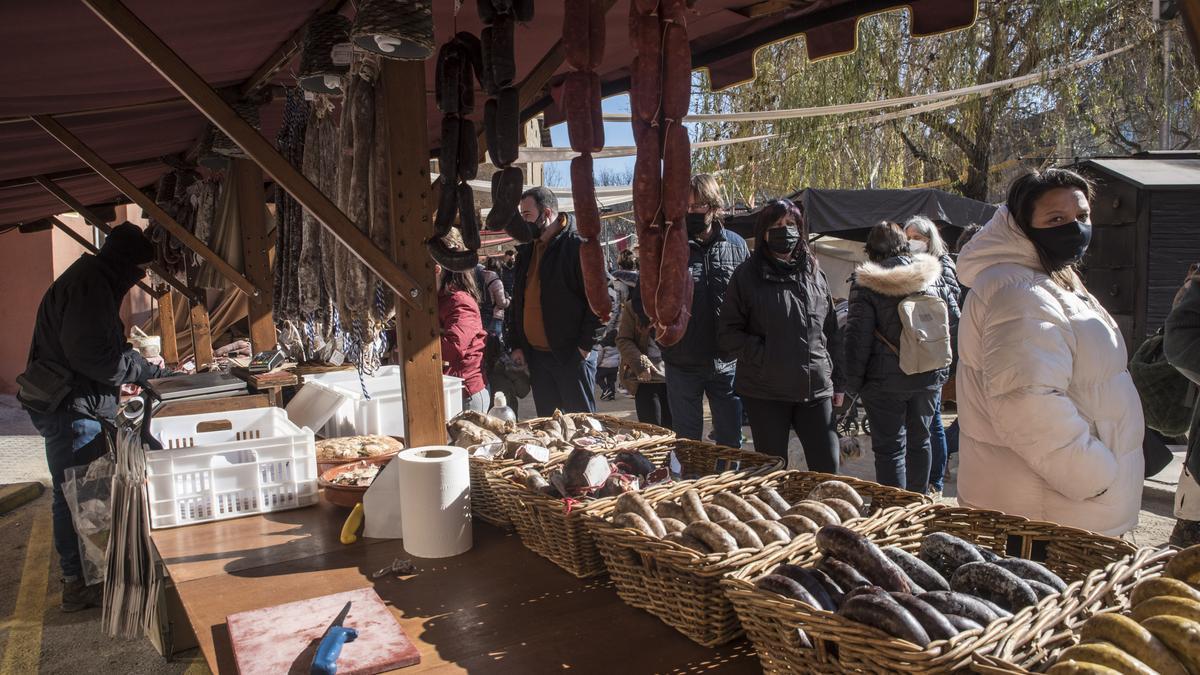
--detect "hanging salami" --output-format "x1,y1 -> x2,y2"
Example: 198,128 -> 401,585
629,0 -> 693,345
478,0 -> 534,247
562,0 -> 611,323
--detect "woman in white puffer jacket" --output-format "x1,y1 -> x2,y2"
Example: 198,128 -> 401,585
956,169 -> 1144,536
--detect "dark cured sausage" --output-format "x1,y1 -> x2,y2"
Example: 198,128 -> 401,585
563,72 -> 595,154
571,156 -> 601,239
433,177 -> 459,237
458,182 -> 481,250
660,121 -> 690,226
580,238 -> 613,322
427,237 -> 478,272
494,87 -> 520,166
564,0 -> 605,71
632,121 -> 662,228
660,20 -> 690,121
488,15 -> 516,89
638,224 -> 663,324
655,218 -> 689,326
456,117 -> 479,181
655,276 -> 692,346
440,115 -> 461,184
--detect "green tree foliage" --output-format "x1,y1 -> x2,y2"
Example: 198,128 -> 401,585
691,0 -> 1199,203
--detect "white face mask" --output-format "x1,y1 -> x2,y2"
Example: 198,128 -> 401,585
908,239 -> 929,254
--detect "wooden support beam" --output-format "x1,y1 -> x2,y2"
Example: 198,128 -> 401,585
78,0 -> 423,310
32,116 -> 258,297
381,59 -> 446,447
233,159 -> 276,352
35,174 -> 200,302
158,287 -> 179,365
190,299 -> 214,370
48,216 -> 160,297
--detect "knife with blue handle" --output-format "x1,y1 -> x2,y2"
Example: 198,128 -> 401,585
310,600 -> 357,675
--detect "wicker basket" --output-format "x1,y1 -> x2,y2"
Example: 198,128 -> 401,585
466,414 -> 672,527
972,546 -> 1179,674
521,413 -> 675,451
586,470 -> 931,647
490,440 -> 782,578
723,503 -> 1143,674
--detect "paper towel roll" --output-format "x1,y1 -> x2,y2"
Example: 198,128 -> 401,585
397,445 -> 472,558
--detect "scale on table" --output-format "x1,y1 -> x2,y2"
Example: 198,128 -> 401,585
144,371 -> 249,402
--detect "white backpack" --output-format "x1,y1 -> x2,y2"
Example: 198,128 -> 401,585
875,292 -> 952,375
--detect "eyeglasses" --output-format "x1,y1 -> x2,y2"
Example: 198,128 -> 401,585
687,204 -> 712,214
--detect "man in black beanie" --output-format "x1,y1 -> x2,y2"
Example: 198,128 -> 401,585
19,222 -> 168,611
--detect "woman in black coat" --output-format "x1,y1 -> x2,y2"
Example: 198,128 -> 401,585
717,199 -> 844,471
843,224 -> 960,494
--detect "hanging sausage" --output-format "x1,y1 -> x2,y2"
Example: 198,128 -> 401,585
562,0 -> 612,323
478,1 -> 534,243
628,0 -> 692,346
428,32 -> 486,272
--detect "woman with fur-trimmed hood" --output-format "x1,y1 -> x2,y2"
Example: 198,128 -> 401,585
843,224 -> 960,493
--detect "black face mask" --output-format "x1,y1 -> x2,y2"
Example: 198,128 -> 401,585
1027,220 -> 1092,268
765,226 -> 800,255
685,213 -> 709,238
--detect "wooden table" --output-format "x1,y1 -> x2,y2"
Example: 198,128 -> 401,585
229,367 -> 299,406
151,502 -> 761,674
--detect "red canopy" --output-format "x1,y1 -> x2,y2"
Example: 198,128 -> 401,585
0,0 -> 977,227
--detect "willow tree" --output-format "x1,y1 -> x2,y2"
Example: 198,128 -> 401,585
692,0 -> 1199,203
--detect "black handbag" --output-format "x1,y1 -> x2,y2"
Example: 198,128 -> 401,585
16,359 -> 73,414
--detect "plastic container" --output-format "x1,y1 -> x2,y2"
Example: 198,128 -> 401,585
145,407 -> 318,529
296,365 -> 464,438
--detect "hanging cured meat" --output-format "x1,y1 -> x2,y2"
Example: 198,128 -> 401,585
478,1 -> 533,245
428,31 -> 488,272
562,0 -> 611,323
629,0 -> 693,346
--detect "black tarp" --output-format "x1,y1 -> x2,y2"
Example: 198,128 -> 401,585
725,187 -> 998,242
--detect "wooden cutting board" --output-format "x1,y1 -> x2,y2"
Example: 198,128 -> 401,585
226,587 -> 419,674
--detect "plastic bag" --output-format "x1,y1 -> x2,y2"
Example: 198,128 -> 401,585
62,453 -> 115,586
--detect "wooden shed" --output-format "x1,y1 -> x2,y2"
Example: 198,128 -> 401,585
1074,153 -> 1200,348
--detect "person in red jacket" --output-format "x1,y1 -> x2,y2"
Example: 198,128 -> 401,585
438,264 -> 489,413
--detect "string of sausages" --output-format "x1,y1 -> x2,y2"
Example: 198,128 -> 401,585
479,1 -> 535,244
562,0 -> 613,324
429,31 -> 485,272
629,0 -> 693,346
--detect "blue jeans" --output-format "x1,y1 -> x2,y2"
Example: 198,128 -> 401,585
928,393 -> 948,492
665,362 -> 742,447
487,317 -> 504,337
861,389 -> 937,494
28,410 -> 107,580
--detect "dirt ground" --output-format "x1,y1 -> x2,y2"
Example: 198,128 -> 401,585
0,393 -> 1182,673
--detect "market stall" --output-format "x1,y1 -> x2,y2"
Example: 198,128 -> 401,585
14,2 -> 1200,674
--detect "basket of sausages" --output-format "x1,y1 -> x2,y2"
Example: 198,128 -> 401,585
723,502 -> 1142,674
489,439 -> 781,579
583,470 -> 929,647
969,544 -> 1188,675
450,410 -> 672,527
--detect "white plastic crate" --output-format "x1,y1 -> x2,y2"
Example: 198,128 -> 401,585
146,407 -> 318,529
295,365 -> 464,438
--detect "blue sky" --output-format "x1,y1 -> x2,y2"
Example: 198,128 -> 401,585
544,93 -> 637,188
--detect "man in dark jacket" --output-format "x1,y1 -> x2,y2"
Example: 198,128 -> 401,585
21,223 -> 167,611
506,187 -> 605,415
662,175 -> 749,447
1165,266 -> 1200,547
842,225 -> 960,493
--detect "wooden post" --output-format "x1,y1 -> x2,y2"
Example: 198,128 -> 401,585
190,300 -> 214,370
158,288 -> 179,366
381,59 -> 445,447
78,0 -> 423,309
32,115 -> 258,297
234,159 -> 276,352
